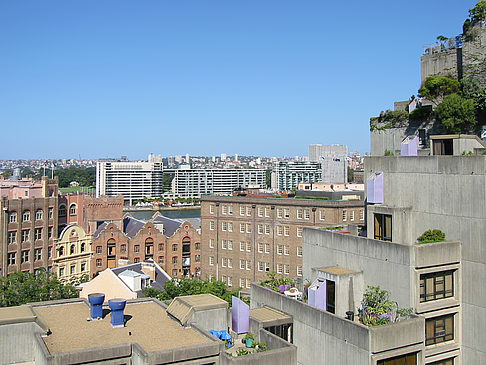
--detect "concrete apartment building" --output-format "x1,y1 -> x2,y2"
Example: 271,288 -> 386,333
0,177 -> 59,276
165,168 -> 266,198
92,213 -> 201,279
309,144 -> 348,183
200,195 -> 364,291
271,161 -> 322,190
96,159 -> 163,204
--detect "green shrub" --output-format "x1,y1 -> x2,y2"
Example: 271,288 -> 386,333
384,149 -> 394,156
417,229 -> 446,244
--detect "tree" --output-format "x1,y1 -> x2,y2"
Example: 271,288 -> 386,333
418,76 -> 461,106
0,269 -> 78,307
435,94 -> 477,133
469,1 -> 486,23
347,167 -> 354,183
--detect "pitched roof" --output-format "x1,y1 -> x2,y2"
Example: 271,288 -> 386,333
111,261 -> 170,292
93,221 -> 109,239
123,216 -> 146,239
152,215 -> 183,237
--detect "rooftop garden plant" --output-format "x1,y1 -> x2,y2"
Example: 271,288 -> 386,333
358,286 -> 413,327
260,271 -> 295,293
416,229 -> 446,244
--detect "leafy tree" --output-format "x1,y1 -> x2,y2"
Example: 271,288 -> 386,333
417,229 -> 446,244
54,167 -> 95,188
435,94 -> 477,133
347,167 -> 354,183
0,269 -> 78,307
418,76 -> 461,106
469,1 -> 486,23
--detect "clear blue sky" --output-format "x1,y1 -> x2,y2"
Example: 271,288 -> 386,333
0,1 -> 477,160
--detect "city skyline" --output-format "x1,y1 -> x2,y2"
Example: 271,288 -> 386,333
0,1 -> 475,160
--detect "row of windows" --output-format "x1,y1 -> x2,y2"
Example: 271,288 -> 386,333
95,255 -> 201,268
94,241 -> 200,254
8,227 -> 54,243
58,204 -> 77,217
7,247 -> 53,265
58,262 -> 87,277
8,208 -> 55,223
58,242 -> 87,256
210,221 -> 309,237
209,239 -> 302,257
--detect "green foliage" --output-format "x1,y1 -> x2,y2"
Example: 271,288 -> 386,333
0,269 -> 78,307
384,149 -> 394,156
462,150 -> 474,155
462,77 -> 486,125
418,76 -> 461,105
236,348 -> 251,356
162,173 -> 174,192
347,167 -> 354,183
435,94 -> 477,133
54,167 -> 95,188
417,229 -> 446,244
469,1 -> 486,23
265,169 -> 272,188
142,277 -> 247,306
370,110 -> 409,132
243,332 -> 254,341
409,106 -> 432,122
259,271 -> 295,292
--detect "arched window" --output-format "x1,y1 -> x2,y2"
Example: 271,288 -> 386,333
58,246 -> 64,256
22,210 -> 30,222
80,242 -> 85,252
69,204 -> 77,216
35,209 -> 43,220
70,244 -> 75,255
59,204 -> 67,217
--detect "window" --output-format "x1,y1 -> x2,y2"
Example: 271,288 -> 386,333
158,243 -> 164,251
258,243 -> 264,253
96,259 -> 102,267
342,210 -> 347,222
297,227 -> 303,237
284,245 -> 289,255
228,258 -> 233,268
222,257 -> 227,267
246,260 -> 251,270
34,248 -> 42,261
96,246 -> 102,254
195,242 -> 200,250
265,243 -> 270,254
246,224 -> 251,233
258,207 -> 263,217
297,246 -> 303,257
246,242 -> 251,252
222,240 -> 227,250
265,224 -> 270,235
240,241 -> 245,251
70,244 -> 75,255
58,246 -> 65,256
209,221 -> 215,231
427,358 -> 454,365
8,231 -> 16,244
172,244 -> 178,252
222,205 -> 227,215
195,254 -> 201,263
172,256 -> 178,264
228,240 -> 233,250
48,246 -> 52,258
350,211 -> 355,221
246,207 -> 251,216
134,245 -> 140,253
48,207 -> 53,219
265,207 -> 270,217
21,250 -> 29,263
59,267 -> 65,276
277,263 -> 283,274
209,204 -> 215,214
209,239 -> 214,248
209,256 -> 214,266
284,264 -> 289,275
48,227 -> 53,239
426,314 -> 454,345
359,209 -> 364,221
284,226 -> 289,236
158,256 -> 164,264
228,205 -> 233,215
258,224 -> 263,234
319,210 -> 325,221
277,225 -> 283,236
240,206 -> 245,216
277,208 -> 283,218
70,264 -> 76,274
81,263 -> 86,272
222,222 -> 227,231
8,252 -> 16,265
265,262 -> 270,272
297,266 -> 302,276
69,204 -> 77,216
22,229 -> 30,242
420,271 -> 454,302
228,222 -> 233,232
297,209 -> 303,219
81,243 -> 86,252
172,269 -> 177,277
59,205 -> 67,217
277,245 -> 283,255
35,209 -> 43,220
240,223 -> 245,233
240,259 -> 245,270
228,276 -> 233,287
258,261 -> 264,271
240,278 -> 245,288
377,353 -> 417,365
9,212 -> 17,223
246,279 -> 251,288
374,213 -> 392,242
304,209 -> 310,220
284,208 -> 290,218
22,210 -> 30,221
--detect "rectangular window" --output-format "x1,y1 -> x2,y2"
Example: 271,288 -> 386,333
304,209 -> 310,220
265,224 -> 270,235
350,211 -> 355,221
222,205 -> 227,215
240,206 -> 245,216
172,256 -> 178,264
70,264 -> 75,274
21,250 -> 29,263
209,204 -> 215,214
158,243 -> 164,251
265,207 -> 270,217
374,213 -> 392,242
222,222 -> 227,231
48,227 -> 53,239
277,245 -> 283,255
277,263 -> 283,274
277,208 -> 283,218
258,207 -> 263,217
9,212 -> 17,223
195,254 -> 201,262
209,256 -> 214,266
246,260 -> 251,270
246,207 -> 251,216
228,258 -> 233,268
240,241 -> 245,251
258,224 -> 263,234
96,258 -> 102,267
96,246 -> 102,254
319,210 -> 325,221
240,260 -> 245,270
265,262 -> 270,272
240,278 -> 244,288
258,242 -> 264,253
426,314 -> 454,345
195,242 -> 200,250
377,353 -> 417,365
297,227 -> 303,237
284,264 -> 289,275
359,209 -> 364,221
284,245 -> 289,255
284,226 -> 289,236
8,252 -> 16,265
277,225 -> 283,236
48,246 -> 52,258
228,276 -> 233,286
258,261 -> 264,271
34,248 -> 42,261
159,256 -> 165,264
209,238 -> 214,248
8,231 -> 16,244
81,262 -> 86,272
221,257 -> 227,267
35,228 -> 42,241
228,205 -> 233,215
48,207 -> 53,219
420,271 -> 454,302
22,229 -> 30,242
342,210 -> 347,222
222,239 -> 227,249
240,223 -> 245,233
284,208 -> 290,218
297,246 -> 303,257
246,242 -> 251,252
246,278 -> 251,288
297,209 -> 303,220
228,222 -> 233,232
172,269 -> 177,277
228,240 -> 233,250
265,243 -> 270,254
209,221 -> 215,230
297,266 -> 302,276
246,223 -> 251,233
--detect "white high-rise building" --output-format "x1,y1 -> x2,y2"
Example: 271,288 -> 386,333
96,160 -> 163,205
220,153 -> 227,161
309,144 -> 348,183
271,161 -> 322,190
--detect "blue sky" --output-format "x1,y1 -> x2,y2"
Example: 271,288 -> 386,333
0,1 -> 477,160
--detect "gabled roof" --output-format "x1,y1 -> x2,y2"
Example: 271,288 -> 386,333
152,215 -> 183,237
93,221 -> 109,239
123,216 -> 146,239
112,261 -> 170,292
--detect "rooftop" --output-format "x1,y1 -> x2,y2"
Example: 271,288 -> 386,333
250,306 -> 292,325
201,195 -> 364,207
31,299 -> 212,354
167,294 -> 228,326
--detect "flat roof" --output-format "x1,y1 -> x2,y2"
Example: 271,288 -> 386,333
317,266 -> 358,275
167,294 -> 227,326
251,306 -> 292,324
0,305 -> 38,325
33,300 -> 212,354
201,195 -> 364,207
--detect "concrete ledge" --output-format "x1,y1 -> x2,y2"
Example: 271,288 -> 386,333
369,315 -> 424,354
52,343 -> 131,364
414,241 -> 461,268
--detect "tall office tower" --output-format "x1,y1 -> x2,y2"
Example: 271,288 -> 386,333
164,168 -> 265,198
0,177 -> 59,276
185,153 -> 190,164
234,154 -> 238,162
309,144 -> 348,183
271,161 -> 322,190
220,153 -> 227,161
96,160 -> 163,205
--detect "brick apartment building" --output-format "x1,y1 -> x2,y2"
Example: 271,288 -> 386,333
91,213 -> 201,279
200,196 -> 364,290
0,177 -> 59,276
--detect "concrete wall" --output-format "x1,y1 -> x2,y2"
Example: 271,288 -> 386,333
365,156 -> 486,363
0,322 -> 43,365
251,284 -> 370,365
303,229 -> 414,310
420,48 -> 459,82
190,307 -> 229,332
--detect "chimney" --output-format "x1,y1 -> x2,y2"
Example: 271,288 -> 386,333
109,299 -> 127,328
141,261 -> 156,281
88,293 -> 105,320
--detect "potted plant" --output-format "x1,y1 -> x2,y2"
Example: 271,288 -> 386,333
243,332 -> 254,348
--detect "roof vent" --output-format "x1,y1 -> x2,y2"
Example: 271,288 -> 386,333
88,293 -> 105,320
109,299 -> 127,328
